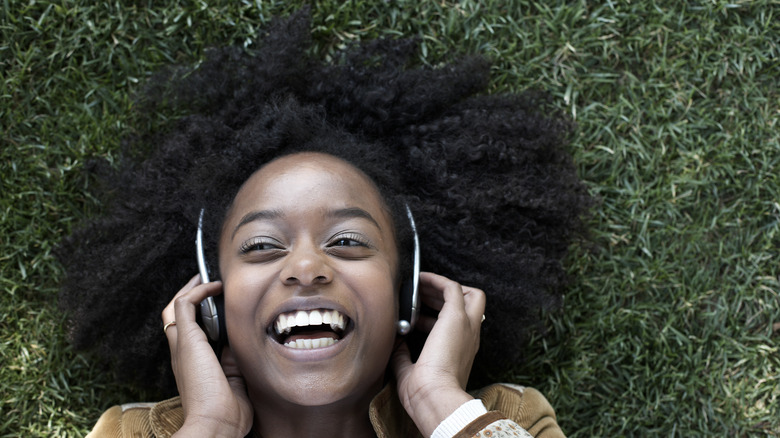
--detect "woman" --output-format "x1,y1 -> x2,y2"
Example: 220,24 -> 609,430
59,10 -> 590,437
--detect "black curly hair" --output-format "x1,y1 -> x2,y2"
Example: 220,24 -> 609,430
58,10 -> 591,395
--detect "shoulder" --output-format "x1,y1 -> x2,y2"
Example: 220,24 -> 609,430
472,384 -> 564,438
86,398 -> 184,438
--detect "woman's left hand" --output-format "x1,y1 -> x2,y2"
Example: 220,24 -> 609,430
391,271 -> 486,436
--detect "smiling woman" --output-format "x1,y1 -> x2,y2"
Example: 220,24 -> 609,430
57,9 -> 591,438
217,154 -> 400,416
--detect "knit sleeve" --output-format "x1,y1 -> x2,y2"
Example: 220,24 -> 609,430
86,403 -> 157,438
473,384 -> 565,438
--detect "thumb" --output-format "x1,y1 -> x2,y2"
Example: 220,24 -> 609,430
391,341 -> 413,382
221,345 -> 244,384
219,346 -> 253,435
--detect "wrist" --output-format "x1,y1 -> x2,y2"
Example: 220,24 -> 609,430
431,399 -> 488,438
173,417 -> 246,438
405,388 -> 473,437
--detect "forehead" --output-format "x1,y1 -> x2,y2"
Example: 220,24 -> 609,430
226,152 -> 390,224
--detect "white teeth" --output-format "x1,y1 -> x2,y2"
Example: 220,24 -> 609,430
273,309 -> 347,335
275,314 -> 287,335
330,313 -> 344,332
284,337 -> 337,349
295,311 -> 307,327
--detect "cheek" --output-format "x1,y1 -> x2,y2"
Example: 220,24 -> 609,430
361,274 -> 399,370
222,266 -> 274,325
354,267 -> 400,338
348,262 -> 398,307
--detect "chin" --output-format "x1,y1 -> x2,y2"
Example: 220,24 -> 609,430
265,370 -> 384,408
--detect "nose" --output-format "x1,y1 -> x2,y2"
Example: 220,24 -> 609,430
280,241 -> 333,286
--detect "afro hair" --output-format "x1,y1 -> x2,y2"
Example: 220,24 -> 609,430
58,9 -> 592,395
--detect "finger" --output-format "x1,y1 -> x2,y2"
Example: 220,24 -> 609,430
221,345 -> 243,380
419,272 -> 466,309
460,285 -> 486,326
420,284 -> 481,314
166,280 -> 223,347
390,341 -> 413,381
414,314 -> 437,334
161,274 -> 202,325
420,272 -> 486,325
221,345 -> 249,397
172,280 -> 223,332
419,289 -> 445,311
162,275 -> 203,351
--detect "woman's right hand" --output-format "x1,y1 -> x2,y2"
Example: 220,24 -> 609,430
162,274 -> 253,437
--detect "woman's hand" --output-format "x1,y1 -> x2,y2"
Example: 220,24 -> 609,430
391,272 -> 486,436
162,274 -> 253,437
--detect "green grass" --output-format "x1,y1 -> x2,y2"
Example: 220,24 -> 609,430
2,0 -> 778,436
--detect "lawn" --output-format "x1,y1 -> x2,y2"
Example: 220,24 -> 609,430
2,0 -> 778,436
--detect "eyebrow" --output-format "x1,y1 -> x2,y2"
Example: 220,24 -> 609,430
231,207 -> 382,240
328,207 -> 382,231
232,209 -> 284,240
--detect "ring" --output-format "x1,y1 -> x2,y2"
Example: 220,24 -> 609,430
481,314 -> 486,323
163,321 -> 177,333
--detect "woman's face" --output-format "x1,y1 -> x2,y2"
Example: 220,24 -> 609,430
218,152 -> 399,409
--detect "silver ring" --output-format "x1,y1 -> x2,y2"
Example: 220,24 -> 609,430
481,314 -> 486,323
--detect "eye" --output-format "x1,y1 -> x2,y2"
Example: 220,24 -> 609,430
325,233 -> 373,258
327,233 -> 369,248
330,237 -> 365,247
239,237 -> 284,254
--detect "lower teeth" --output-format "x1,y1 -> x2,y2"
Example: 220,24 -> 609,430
284,337 -> 337,349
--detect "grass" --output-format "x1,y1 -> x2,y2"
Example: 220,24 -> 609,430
2,0 -> 778,436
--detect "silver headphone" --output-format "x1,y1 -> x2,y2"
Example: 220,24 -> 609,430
196,205 -> 421,342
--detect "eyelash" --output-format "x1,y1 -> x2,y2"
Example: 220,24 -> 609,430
327,233 -> 370,248
239,238 -> 282,254
238,233 -> 370,254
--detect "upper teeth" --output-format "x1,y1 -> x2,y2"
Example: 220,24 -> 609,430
274,309 -> 346,335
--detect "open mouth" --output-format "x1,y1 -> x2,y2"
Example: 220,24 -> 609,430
270,309 -> 352,349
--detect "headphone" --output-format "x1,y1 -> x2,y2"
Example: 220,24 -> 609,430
196,206 -> 420,346
196,209 -> 227,347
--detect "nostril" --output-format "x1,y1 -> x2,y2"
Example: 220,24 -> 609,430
281,265 -> 331,285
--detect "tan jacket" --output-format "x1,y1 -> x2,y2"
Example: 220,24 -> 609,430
87,383 -> 564,437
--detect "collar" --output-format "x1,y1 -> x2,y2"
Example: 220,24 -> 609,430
146,384 -> 422,438
146,383 -> 525,437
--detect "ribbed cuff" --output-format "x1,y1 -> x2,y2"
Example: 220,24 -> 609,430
430,399 -> 488,438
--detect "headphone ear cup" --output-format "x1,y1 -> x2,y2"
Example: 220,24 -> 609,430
398,204 -> 421,335
197,293 -> 228,358
398,276 -> 414,335
213,292 -> 228,358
